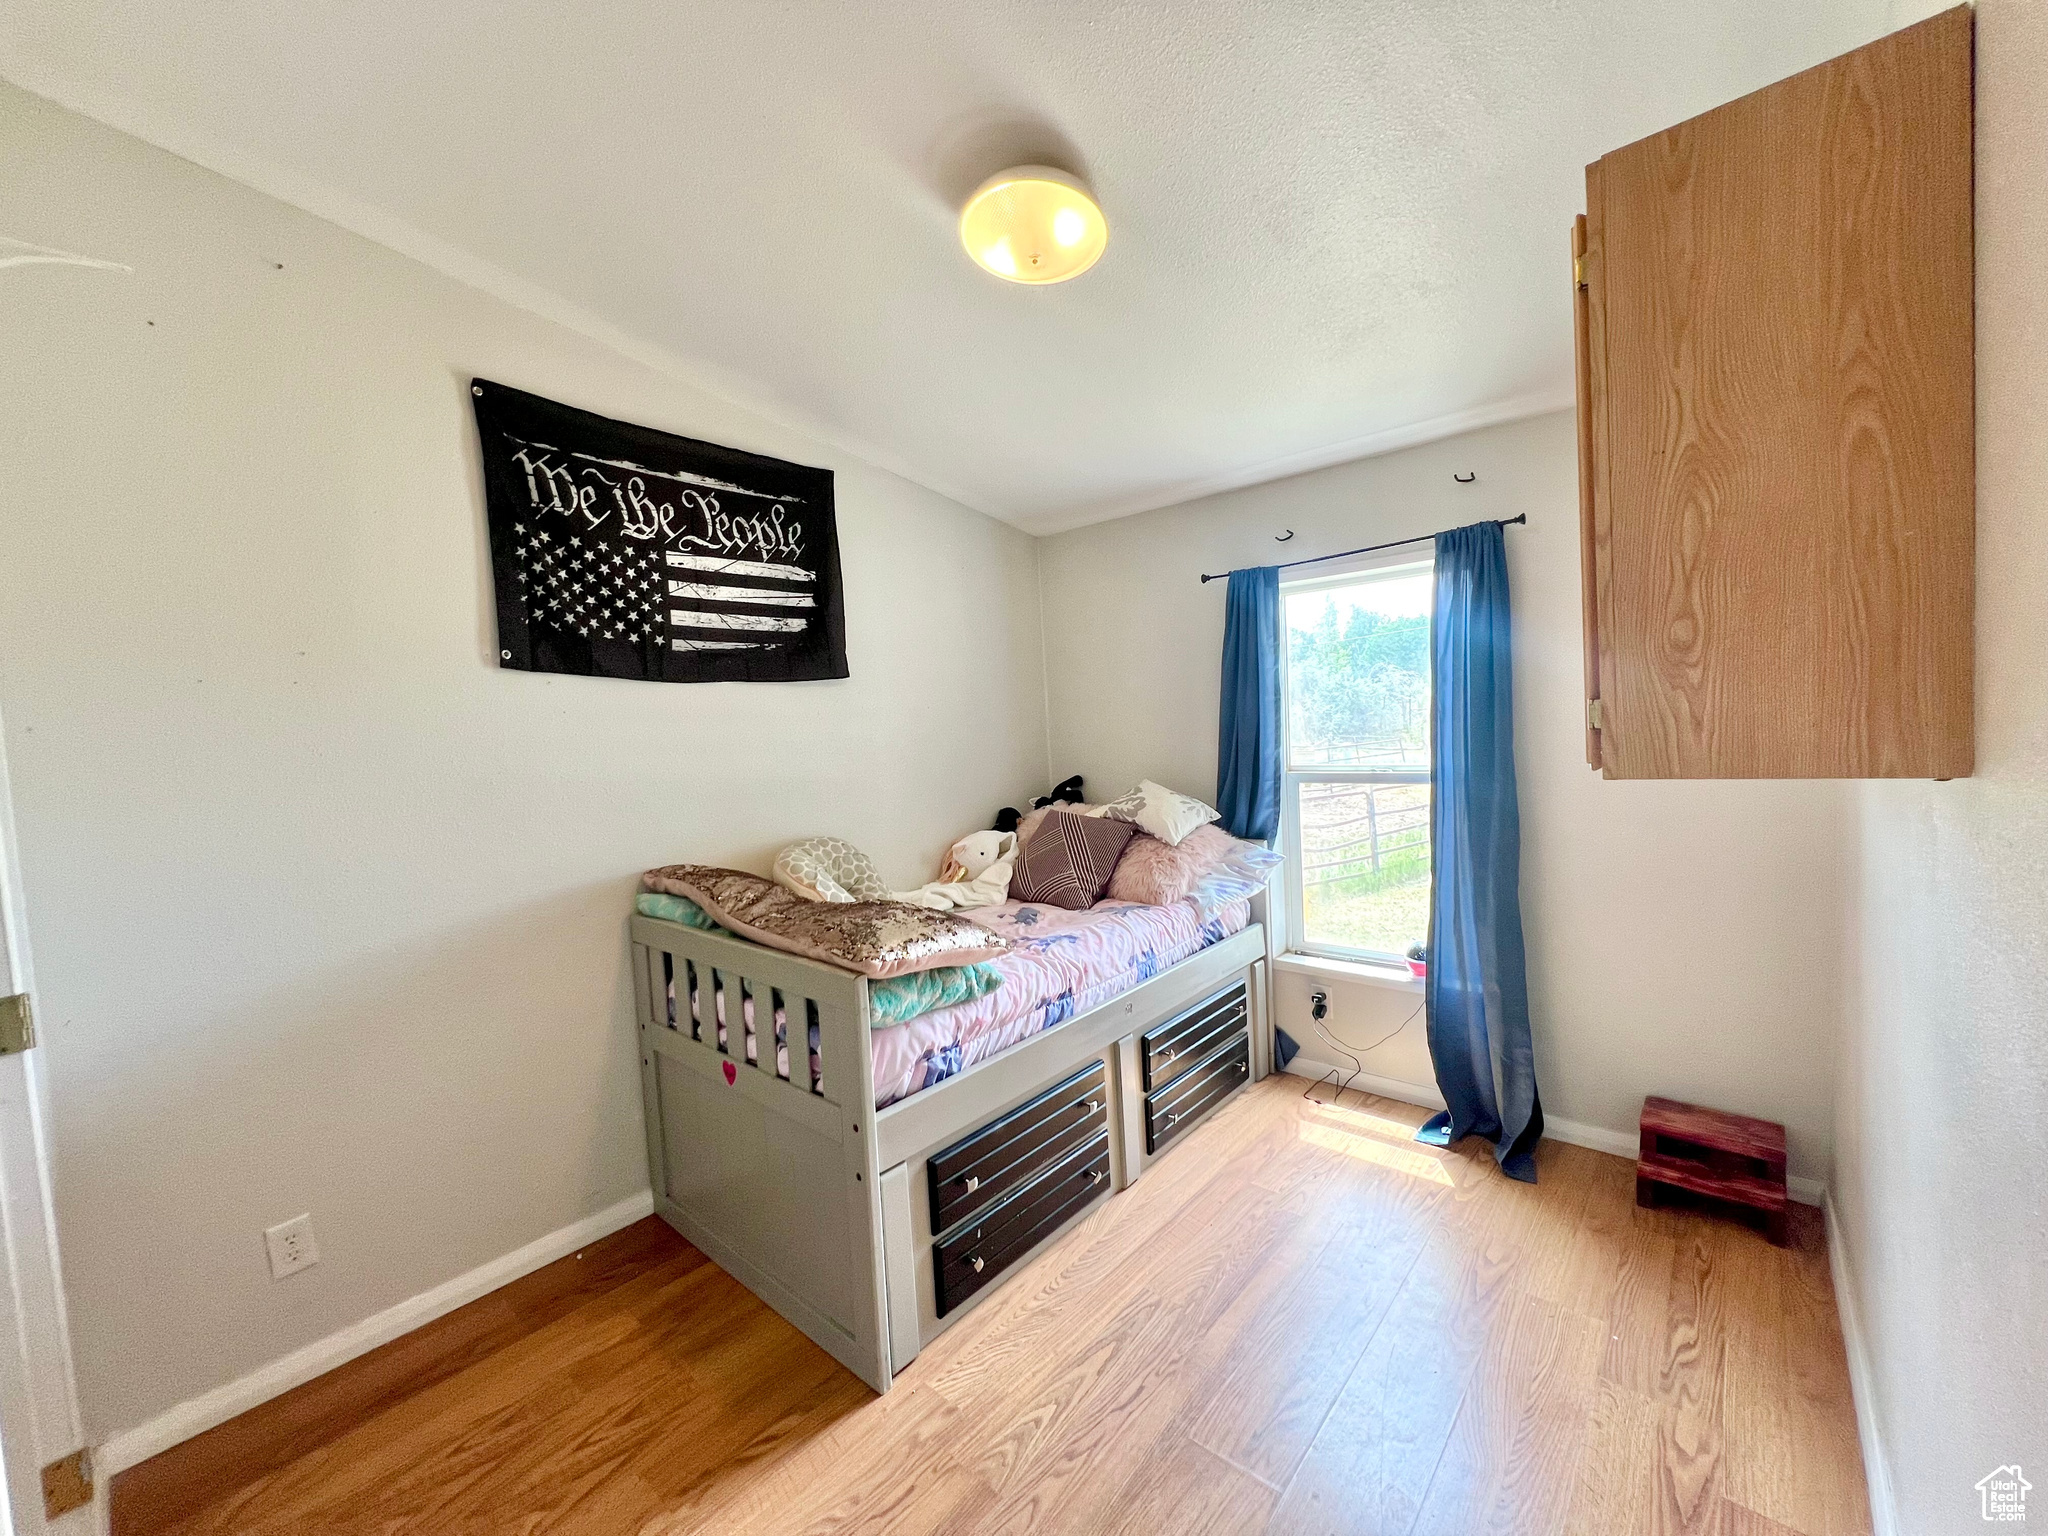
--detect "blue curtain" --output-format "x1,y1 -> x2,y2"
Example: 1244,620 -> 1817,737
1415,522 -> 1543,1182
1216,566 -> 1281,842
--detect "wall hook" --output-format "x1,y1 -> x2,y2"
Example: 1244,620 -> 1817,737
1453,472 -> 1476,484
1275,529 -> 1295,542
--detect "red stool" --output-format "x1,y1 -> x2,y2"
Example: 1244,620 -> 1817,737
1636,1096 -> 1789,1245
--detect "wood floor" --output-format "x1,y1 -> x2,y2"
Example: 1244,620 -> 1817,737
116,1077 -> 1872,1535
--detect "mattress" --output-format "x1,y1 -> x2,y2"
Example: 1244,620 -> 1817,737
871,896 -> 1253,1109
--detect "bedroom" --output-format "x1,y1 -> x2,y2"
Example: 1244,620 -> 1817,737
0,1 -> 2038,1532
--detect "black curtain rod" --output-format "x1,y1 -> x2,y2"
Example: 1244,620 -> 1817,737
1197,514 -> 1527,584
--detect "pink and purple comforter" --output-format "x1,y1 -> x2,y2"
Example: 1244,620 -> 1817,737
872,897 -> 1252,1109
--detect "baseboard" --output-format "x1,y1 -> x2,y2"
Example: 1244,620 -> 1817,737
1281,1053 -> 1447,1113
93,1188 -> 654,1486
1281,1058 -> 1823,1204
1825,1192 -> 1899,1536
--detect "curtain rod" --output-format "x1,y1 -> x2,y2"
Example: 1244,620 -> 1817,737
1197,514 -> 1527,584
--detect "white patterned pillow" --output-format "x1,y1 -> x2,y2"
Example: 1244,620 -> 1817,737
772,837 -> 890,903
1099,780 -> 1221,847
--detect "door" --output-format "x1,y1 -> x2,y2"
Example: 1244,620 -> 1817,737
1576,6 -> 1974,779
0,704 -> 91,1532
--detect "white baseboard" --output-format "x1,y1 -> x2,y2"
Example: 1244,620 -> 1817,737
1281,1056 -> 1822,1204
1281,1052 -> 1447,1113
1824,1192 -> 1898,1536
93,1189 -> 655,1487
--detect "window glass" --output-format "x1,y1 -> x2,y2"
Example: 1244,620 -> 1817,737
1297,780 -> 1432,958
1284,570 -> 1432,770
1284,564 -> 1432,961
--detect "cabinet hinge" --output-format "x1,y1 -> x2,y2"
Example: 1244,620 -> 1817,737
1574,253 -> 1586,289
0,993 -> 33,1055
1587,698 -> 1604,731
42,1448 -> 91,1519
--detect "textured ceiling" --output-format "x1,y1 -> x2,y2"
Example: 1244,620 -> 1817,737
2,1 -> 1889,532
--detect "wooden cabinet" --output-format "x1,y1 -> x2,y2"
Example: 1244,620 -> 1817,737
1575,7 -> 1974,779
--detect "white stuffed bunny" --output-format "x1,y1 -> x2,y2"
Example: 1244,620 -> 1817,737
892,830 -> 1019,912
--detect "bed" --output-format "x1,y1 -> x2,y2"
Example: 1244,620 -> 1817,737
629,885 -> 1271,1392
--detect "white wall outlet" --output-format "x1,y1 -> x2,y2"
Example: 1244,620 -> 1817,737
263,1214 -> 320,1280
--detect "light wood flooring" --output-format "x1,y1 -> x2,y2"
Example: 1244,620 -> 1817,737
117,1077 -> 1872,1535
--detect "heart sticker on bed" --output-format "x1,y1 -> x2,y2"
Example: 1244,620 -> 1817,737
722,1060 -> 737,1086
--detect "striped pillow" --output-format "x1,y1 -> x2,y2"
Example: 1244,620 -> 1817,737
1011,810 -> 1140,910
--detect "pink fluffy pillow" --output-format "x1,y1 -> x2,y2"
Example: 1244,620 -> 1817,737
1106,823 -> 1236,906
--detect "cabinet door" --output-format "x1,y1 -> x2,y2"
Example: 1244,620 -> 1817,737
1587,6 -> 1973,779
1572,209 -> 1604,771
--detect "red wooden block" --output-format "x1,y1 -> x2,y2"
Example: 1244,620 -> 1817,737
1636,1095 -> 1790,1245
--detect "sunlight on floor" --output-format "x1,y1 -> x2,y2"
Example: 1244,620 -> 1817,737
1297,1120 -> 1456,1184
1299,1096 -> 1429,1145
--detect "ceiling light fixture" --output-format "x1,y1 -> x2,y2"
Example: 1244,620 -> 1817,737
959,166 -> 1108,285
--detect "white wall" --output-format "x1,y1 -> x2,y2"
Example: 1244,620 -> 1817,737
1835,2 -> 2048,1528
0,84 -> 1050,1439
1039,412 -> 1850,1180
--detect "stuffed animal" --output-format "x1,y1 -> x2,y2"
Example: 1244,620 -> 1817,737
992,774 -> 1085,835
893,830 -> 1019,911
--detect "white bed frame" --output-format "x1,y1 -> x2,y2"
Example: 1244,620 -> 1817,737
629,892 -> 1273,1392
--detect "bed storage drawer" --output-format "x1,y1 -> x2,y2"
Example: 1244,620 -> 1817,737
1144,1031 -> 1249,1155
933,1130 -> 1111,1317
1141,979 -> 1249,1092
927,1061 -> 1108,1236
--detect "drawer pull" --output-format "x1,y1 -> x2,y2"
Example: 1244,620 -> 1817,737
1158,1048 -> 1176,1061
1164,1112 -> 1180,1126
962,1174 -> 979,1192
1085,1099 -> 1101,1113
970,1255 -> 985,1273
1084,1168 -> 1106,1185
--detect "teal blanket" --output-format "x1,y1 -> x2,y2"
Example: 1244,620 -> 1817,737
635,893 -> 1001,1027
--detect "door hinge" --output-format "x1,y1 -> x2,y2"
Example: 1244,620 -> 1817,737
1574,253 -> 1587,289
1587,698 -> 1604,731
42,1448 -> 91,1520
0,993 -> 33,1055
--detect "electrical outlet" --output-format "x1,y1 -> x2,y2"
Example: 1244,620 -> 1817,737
264,1214 -> 320,1280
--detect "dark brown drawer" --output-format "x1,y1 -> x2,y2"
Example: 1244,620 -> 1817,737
927,1060 -> 1108,1235
934,1130 -> 1111,1317
1144,1030 -> 1249,1155
1141,980 -> 1249,1092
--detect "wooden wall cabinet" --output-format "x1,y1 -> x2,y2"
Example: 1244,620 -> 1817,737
1574,7 -> 1974,779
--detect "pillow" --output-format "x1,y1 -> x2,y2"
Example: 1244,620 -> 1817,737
635,894 -> 1003,1025
1010,810 -> 1140,911
1013,800 -> 1105,847
643,865 -> 1007,977
773,837 -> 890,903
1099,780 -> 1221,846
1106,823 -> 1236,906
1188,841 -> 1286,914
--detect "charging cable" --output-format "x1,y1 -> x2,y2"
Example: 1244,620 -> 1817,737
1302,986 -> 1425,1106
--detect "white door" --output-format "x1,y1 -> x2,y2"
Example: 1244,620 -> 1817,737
0,701 -> 91,1531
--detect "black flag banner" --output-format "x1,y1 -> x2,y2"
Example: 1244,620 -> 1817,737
471,379 -> 848,683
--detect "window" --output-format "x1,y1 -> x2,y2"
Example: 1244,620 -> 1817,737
1281,557 -> 1432,963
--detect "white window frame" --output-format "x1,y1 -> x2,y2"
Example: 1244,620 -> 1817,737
1279,550 -> 1434,965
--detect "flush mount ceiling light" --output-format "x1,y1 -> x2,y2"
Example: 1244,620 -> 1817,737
959,166 -> 1108,285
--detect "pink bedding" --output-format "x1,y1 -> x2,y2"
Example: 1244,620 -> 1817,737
871,897 -> 1253,1109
